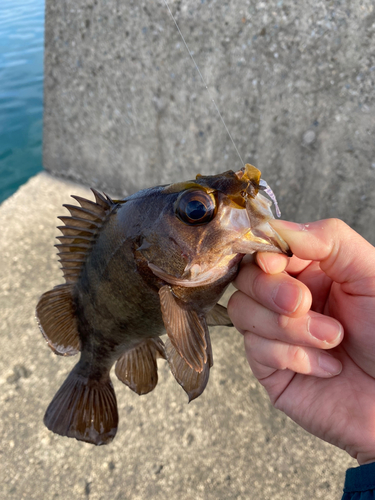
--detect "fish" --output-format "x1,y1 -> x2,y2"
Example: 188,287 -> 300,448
35,164 -> 291,445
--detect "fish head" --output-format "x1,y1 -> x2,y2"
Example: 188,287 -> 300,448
134,164 -> 291,287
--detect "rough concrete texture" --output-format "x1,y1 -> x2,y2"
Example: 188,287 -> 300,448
44,0 -> 375,243
0,172 -> 356,499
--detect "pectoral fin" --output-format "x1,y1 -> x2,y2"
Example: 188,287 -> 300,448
206,303 -> 233,327
35,283 -> 81,356
165,338 -> 211,402
115,338 -> 166,395
159,285 -> 207,373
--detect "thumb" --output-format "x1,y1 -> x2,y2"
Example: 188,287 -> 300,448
270,219 -> 375,293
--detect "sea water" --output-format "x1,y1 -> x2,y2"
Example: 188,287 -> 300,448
0,0 -> 44,204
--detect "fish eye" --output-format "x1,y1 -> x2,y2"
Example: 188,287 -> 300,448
175,189 -> 217,225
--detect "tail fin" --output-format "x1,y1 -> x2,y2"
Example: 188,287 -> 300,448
44,364 -> 118,445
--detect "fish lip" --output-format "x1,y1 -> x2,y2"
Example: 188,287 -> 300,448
148,252 -> 244,288
228,253 -> 245,268
250,224 -> 292,256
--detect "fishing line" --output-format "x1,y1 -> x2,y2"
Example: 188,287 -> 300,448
162,0 -> 244,168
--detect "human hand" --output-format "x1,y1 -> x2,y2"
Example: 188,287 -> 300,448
227,219 -> 375,465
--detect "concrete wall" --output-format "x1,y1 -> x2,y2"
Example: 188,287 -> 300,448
43,0 -> 375,243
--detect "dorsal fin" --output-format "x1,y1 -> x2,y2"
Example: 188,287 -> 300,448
56,189 -> 115,284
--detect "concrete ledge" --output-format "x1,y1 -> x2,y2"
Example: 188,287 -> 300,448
44,0 -> 375,244
0,172 -> 354,499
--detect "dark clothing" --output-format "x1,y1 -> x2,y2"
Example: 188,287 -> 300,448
343,463 -> 375,499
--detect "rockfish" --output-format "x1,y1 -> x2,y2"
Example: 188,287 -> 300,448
36,164 -> 291,445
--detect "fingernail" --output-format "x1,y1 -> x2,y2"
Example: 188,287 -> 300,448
270,220 -> 305,231
272,283 -> 302,313
257,257 -> 269,274
308,316 -> 343,343
318,352 -> 342,375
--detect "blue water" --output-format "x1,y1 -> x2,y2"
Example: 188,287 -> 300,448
0,0 -> 44,204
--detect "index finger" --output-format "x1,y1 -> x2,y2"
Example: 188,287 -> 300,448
256,252 -> 312,276
233,262 -> 312,317
270,219 -> 375,294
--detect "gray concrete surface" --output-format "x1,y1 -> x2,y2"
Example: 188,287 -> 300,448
44,0 -> 375,243
0,172 -> 356,500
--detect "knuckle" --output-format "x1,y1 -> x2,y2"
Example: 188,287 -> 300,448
244,332 -> 259,351
266,345 -> 288,370
226,292 -> 237,319
269,354 -> 287,371
250,268 -> 264,300
276,313 -> 290,331
325,218 -> 348,235
289,345 -> 308,367
227,290 -> 248,325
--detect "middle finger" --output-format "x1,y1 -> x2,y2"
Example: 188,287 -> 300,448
228,290 -> 343,348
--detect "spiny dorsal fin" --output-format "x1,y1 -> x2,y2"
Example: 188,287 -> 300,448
56,189 -> 115,284
159,285 -> 208,373
115,338 -> 166,395
36,283 -> 81,356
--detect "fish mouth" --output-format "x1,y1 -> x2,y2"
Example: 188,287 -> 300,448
240,222 -> 292,257
227,199 -> 292,257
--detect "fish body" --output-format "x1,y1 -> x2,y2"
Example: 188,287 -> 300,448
36,165 -> 291,445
